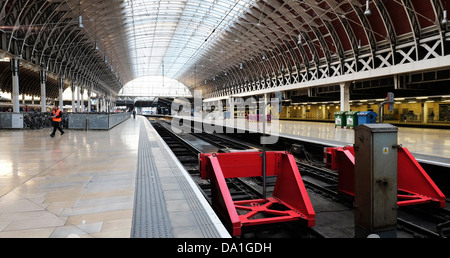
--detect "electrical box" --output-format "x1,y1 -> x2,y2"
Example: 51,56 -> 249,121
354,123 -> 398,238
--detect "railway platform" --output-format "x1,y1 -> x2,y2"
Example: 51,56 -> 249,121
0,115 -> 229,238
179,117 -> 450,168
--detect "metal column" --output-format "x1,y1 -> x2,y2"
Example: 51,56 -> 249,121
11,57 -> 20,113
80,87 -> 84,112
71,82 -> 76,113
340,82 -> 350,112
262,93 -> 268,200
77,85 -> 81,112
87,89 -> 91,112
40,70 -> 47,112
59,77 -> 64,109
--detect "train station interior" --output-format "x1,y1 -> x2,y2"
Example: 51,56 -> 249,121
0,0 -> 449,245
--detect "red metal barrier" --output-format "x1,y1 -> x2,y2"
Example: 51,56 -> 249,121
324,146 -> 446,208
397,147 -> 446,208
324,147 -> 355,196
199,151 -> 315,237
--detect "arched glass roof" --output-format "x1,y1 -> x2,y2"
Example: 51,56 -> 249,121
0,0 -> 448,100
118,76 -> 192,97
123,0 -> 256,80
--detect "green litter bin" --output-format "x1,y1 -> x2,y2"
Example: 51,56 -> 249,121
345,111 -> 359,129
334,111 -> 347,128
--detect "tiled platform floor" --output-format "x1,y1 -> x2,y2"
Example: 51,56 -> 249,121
0,116 -> 140,237
0,115 -> 229,238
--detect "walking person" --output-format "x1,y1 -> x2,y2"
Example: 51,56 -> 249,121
50,104 -> 65,137
132,109 -> 136,119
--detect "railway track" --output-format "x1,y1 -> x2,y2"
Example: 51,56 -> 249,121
150,119 -> 322,238
298,159 -> 450,238
149,118 -> 449,238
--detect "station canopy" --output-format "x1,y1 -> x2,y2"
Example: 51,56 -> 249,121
0,0 -> 448,99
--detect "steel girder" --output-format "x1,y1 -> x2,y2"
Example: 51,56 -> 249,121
0,0 -> 126,99
193,0 -> 449,99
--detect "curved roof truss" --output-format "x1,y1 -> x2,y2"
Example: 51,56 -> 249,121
0,0 -> 448,99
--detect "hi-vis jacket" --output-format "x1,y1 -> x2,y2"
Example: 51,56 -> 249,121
52,108 -> 63,122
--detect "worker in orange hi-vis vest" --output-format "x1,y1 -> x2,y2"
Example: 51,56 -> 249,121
50,104 -> 65,137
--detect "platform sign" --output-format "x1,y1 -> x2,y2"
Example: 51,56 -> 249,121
387,92 -> 394,112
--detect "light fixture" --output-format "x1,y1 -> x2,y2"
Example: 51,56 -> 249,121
443,1 -> 448,24
297,33 -> 302,44
95,41 -> 99,50
78,0 -> 83,28
358,39 -> 362,49
78,15 -> 83,28
443,9 -> 448,24
240,63 -> 243,69
364,0 -> 371,16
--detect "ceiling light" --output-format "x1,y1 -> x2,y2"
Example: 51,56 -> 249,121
77,0 -> 83,28
443,9 -> 448,24
297,33 -> 302,44
78,15 -> 83,28
364,0 -> 371,16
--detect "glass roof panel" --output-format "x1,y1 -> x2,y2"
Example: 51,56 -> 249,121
123,0 -> 256,81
